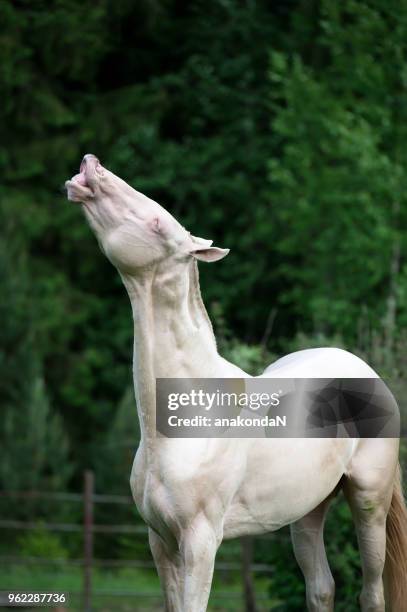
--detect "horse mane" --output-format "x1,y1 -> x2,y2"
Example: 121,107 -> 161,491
188,259 -> 217,347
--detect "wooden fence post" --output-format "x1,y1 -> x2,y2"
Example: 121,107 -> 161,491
83,470 -> 94,612
241,536 -> 257,612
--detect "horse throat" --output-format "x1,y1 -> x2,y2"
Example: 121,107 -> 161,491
120,260 -> 221,457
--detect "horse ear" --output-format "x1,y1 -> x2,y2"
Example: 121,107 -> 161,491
190,235 -> 213,247
190,246 -> 230,262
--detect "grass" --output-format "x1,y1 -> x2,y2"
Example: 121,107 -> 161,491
0,563 -> 276,611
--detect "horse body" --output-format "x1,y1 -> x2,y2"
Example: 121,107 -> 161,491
131,434 -> 353,539
132,347 -> 384,538
223,437 -> 353,537
66,155 -> 407,612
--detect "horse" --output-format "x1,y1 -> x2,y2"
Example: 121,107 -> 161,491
66,154 -> 407,611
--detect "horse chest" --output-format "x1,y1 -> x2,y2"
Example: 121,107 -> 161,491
130,454 -> 180,540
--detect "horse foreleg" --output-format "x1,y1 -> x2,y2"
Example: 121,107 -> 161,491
291,497 -> 335,612
179,517 -> 220,612
149,528 -> 183,611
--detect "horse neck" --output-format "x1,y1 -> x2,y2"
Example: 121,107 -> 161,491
120,259 -> 223,459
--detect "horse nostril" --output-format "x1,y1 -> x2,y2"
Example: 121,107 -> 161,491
80,154 -> 100,174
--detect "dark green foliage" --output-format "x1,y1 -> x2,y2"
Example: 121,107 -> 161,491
268,0 -> 407,340
0,210 -> 72,525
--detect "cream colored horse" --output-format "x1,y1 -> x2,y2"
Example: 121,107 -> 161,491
66,154 -> 407,612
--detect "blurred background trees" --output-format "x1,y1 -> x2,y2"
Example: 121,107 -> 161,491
0,0 -> 406,609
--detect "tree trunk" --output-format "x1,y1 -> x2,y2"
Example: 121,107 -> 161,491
383,201 -> 401,358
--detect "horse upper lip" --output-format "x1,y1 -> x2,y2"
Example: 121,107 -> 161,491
65,154 -> 101,201
81,154 -> 100,173
70,154 -> 100,188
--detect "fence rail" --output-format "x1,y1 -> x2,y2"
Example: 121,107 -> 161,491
0,555 -> 274,573
0,519 -> 149,534
0,475 -> 277,610
0,491 -> 134,505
